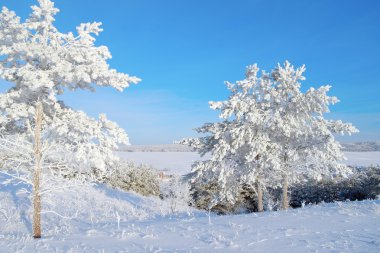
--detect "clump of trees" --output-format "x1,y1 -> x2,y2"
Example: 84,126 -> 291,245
181,61 -> 358,213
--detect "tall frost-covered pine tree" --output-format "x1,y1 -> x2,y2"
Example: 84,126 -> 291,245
182,61 -> 358,212
182,64 -> 283,212
267,61 -> 358,209
0,0 -> 140,175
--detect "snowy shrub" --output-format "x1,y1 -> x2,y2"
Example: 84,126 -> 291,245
263,191 -> 281,211
339,166 -> 380,201
289,166 -> 380,207
190,166 -> 380,213
190,176 -> 259,214
160,175 -> 193,214
106,161 -> 160,197
288,180 -> 341,207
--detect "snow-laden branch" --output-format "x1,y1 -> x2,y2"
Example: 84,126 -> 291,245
41,210 -> 78,220
0,170 -> 33,185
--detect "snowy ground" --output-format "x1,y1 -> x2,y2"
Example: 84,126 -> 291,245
1,175 -> 380,253
117,151 -> 380,175
1,151 -> 380,252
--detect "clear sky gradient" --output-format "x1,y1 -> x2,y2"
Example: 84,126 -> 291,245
1,0 -> 380,144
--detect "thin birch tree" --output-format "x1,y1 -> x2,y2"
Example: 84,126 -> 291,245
33,101 -> 42,238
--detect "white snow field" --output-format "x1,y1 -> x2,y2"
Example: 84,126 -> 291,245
116,151 -> 208,175
1,174 -> 380,253
1,151 -> 380,252
117,151 -> 380,175
344,152 -> 380,167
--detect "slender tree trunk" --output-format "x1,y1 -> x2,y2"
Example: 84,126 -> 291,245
257,179 -> 263,212
282,173 -> 289,210
33,102 -> 43,239
255,155 -> 264,212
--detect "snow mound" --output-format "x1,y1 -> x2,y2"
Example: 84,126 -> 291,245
0,173 -> 194,237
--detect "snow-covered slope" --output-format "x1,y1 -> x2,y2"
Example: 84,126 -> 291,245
2,151 -> 379,252
1,177 -> 379,252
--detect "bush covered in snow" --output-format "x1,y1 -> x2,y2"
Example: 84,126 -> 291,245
189,166 -> 380,213
105,161 -> 160,197
159,175 -> 194,214
290,166 -> 380,207
189,177 -> 259,214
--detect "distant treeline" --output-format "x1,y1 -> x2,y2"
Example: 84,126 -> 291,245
118,142 -> 380,152
341,142 -> 380,152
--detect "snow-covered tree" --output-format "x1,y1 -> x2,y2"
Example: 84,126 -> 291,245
0,0 -> 140,175
181,61 -> 358,212
265,61 -> 358,209
181,64 -> 283,212
0,102 -> 97,238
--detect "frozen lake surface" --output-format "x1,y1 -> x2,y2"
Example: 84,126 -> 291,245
343,152 -> 380,167
117,151 -> 380,175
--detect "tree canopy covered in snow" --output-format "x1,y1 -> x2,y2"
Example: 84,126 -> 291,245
182,61 -> 358,210
0,0 -> 140,175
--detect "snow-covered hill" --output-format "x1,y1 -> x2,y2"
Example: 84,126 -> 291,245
1,176 -> 379,252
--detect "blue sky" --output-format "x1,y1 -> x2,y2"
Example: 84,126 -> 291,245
1,0 -> 380,144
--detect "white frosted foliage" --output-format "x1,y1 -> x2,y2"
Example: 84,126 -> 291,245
0,0 -> 140,175
182,61 -> 358,208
